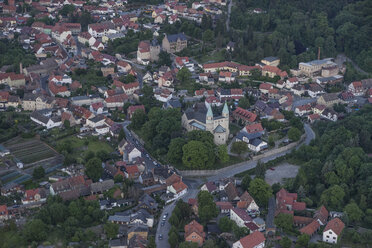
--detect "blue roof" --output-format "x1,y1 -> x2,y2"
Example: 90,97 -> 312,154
167,33 -> 187,43
190,121 -> 206,130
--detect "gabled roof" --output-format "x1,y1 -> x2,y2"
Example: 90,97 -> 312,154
237,231 -> 265,248
300,220 -> 320,236
324,218 -> 344,236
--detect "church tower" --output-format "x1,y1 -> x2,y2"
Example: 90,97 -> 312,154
222,102 -> 229,118
206,103 -> 214,132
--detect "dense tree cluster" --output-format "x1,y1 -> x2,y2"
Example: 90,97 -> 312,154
166,130 -> 229,169
0,196 -> 104,246
0,39 -> 36,73
288,105 -> 372,227
229,0 -> 372,73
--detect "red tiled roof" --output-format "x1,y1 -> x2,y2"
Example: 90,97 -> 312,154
293,216 -> 313,226
300,220 -> 320,236
238,232 -> 266,248
245,123 -> 264,134
216,201 -> 233,210
293,201 -> 306,211
184,220 -> 205,239
171,181 -> 187,193
233,107 -> 257,123
125,164 -> 139,175
259,83 -> 272,90
324,218 -> 345,236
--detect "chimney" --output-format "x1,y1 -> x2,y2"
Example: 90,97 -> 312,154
318,47 -> 320,60
19,62 -> 23,74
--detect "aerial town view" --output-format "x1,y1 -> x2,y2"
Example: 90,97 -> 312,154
0,0 -> 371,247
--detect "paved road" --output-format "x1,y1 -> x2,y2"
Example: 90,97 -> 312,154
335,54 -> 369,75
226,0 -> 233,31
121,121 -> 158,170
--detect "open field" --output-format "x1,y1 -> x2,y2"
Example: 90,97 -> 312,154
265,162 -> 299,185
56,136 -> 114,162
3,136 -> 58,164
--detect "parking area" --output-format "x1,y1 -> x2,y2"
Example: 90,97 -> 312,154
265,163 -> 299,186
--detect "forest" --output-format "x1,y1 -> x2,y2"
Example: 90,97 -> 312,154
228,0 -> 372,73
286,104 -> 372,228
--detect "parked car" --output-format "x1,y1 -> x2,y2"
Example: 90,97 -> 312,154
159,234 -> 163,240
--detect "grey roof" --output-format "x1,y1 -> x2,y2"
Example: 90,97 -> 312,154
166,33 -> 187,43
128,224 -> 149,233
251,138 -> 266,147
91,179 -> 114,193
165,99 -> 182,108
236,131 -> 262,142
214,125 -> 226,133
254,100 -> 267,112
321,93 -> 339,102
263,56 -> 279,62
89,115 -> 105,123
31,111 -> 49,124
23,93 -> 37,101
185,103 -> 208,124
108,215 -> 130,223
139,194 -> 158,209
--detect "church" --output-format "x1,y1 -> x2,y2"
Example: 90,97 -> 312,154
182,102 -> 230,145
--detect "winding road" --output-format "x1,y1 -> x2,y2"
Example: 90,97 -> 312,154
155,123 -> 315,247
226,0 -> 233,32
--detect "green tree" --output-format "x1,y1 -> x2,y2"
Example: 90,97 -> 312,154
179,241 -> 199,248
64,120 -> 70,129
255,160 -> 266,179
104,222 -> 119,239
177,67 -> 192,84
118,128 -> 126,141
217,145 -> 229,163
288,127 -> 302,141
275,213 -> 293,233
238,97 -> 250,109
344,202 -> 364,223
85,157 -> 103,182
182,140 -> 214,169
168,231 -> 179,248
159,51 -> 172,66
218,216 -> 233,232
320,185 -> 345,210
241,174 -> 251,191
23,219 -> 47,242
280,236 -> 292,248
198,191 -> 218,223
167,138 -> 186,164
33,166 -> 45,180
114,174 -> 124,183
231,141 -> 248,155
130,110 -> 147,130
202,29 -> 214,43
296,233 -> 310,248
249,178 -> 273,207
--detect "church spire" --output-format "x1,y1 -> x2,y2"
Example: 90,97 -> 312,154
222,102 -> 229,117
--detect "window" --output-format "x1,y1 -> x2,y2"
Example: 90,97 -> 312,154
333,237 -> 336,239
326,235 -> 329,238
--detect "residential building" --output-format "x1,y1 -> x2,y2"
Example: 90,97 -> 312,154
317,93 -> 342,107
184,220 -> 206,246
261,56 -> 280,67
232,230 -> 266,248
167,181 -> 188,199
232,107 -> 257,125
162,33 -> 188,53
261,65 -> 287,79
230,207 -> 252,227
323,218 -> 345,244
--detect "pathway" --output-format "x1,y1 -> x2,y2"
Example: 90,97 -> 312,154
226,0 -> 233,31
336,54 -> 369,75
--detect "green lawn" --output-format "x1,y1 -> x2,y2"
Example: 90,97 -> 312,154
229,123 -> 242,135
57,136 -> 114,162
194,49 -> 226,64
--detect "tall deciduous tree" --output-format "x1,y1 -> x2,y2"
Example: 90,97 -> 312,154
249,178 -> 273,207
85,157 -> 103,182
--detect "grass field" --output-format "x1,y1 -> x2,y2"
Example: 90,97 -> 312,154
3,137 -> 58,164
56,136 -> 114,162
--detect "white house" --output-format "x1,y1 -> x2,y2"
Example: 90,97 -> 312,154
230,208 -> 252,227
86,115 -> 106,128
232,232 -> 266,248
124,144 -> 141,162
166,181 -> 188,199
323,218 -> 345,244
248,139 -> 268,153
30,111 -> 62,129
95,125 -> 110,135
